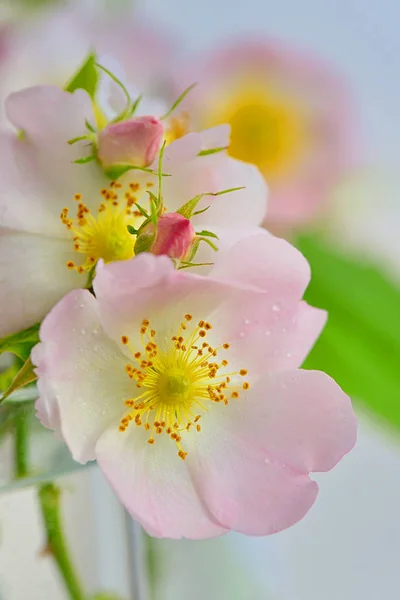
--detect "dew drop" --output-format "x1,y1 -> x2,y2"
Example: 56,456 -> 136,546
272,303 -> 281,312
282,327 -> 287,333
80,329 -> 86,335
244,318 -> 251,325
93,345 -> 100,353
79,303 -> 85,309
286,352 -> 292,358
264,330 -> 271,336
239,331 -> 245,338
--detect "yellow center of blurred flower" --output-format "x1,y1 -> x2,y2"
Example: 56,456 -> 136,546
164,111 -> 191,145
119,315 -> 249,460
60,180 -> 153,276
207,83 -> 306,179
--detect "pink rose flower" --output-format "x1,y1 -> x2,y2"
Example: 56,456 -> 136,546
177,38 -> 357,232
0,86 -> 266,337
32,234 -> 357,539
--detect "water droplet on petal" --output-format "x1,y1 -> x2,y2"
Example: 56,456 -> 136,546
80,329 -> 86,335
282,327 -> 287,333
239,331 -> 245,338
286,352 -> 292,358
244,318 -> 251,325
264,330 -> 271,336
272,303 -> 281,312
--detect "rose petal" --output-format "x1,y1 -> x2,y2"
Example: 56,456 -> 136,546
35,289 -> 132,463
96,424 -> 228,539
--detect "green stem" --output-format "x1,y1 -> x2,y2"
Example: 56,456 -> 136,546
38,483 -> 86,600
14,406 -> 29,478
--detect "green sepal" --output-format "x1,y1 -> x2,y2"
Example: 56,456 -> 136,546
65,52 -> 98,99
198,146 -> 227,156
102,164 -> 166,181
176,194 -> 204,219
0,357 -> 37,404
134,231 -> 155,255
161,83 -> 197,120
195,229 -> 219,240
298,233 -> 400,433
127,225 -> 139,235
74,154 -> 96,165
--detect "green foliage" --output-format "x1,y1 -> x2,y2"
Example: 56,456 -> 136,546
0,323 -> 40,361
298,233 -> 400,432
65,53 -> 98,99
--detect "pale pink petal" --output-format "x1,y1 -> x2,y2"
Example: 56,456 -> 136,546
0,230 -> 81,336
209,231 -> 310,300
5,86 -> 92,146
32,342 -> 60,431
163,133 -> 202,165
35,289 -> 132,463
0,135 -> 61,236
93,256 -> 241,348
209,299 -> 326,375
188,416 -> 318,535
199,124 -> 231,150
162,153 -> 267,227
223,369 -> 357,473
95,425 -> 227,539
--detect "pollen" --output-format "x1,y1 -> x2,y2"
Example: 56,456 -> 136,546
61,179 -> 152,277
118,315 -> 249,461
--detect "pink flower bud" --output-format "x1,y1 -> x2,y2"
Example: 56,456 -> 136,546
138,213 -> 195,260
97,116 -> 164,169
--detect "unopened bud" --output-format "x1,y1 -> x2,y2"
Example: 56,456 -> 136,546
135,213 -> 195,260
97,116 -> 164,169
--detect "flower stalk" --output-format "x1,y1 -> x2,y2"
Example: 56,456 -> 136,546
38,483 -> 86,600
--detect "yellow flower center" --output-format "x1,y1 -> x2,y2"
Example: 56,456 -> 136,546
164,112 -> 191,145
60,180 -> 154,275
119,314 -> 249,460
206,82 -> 306,179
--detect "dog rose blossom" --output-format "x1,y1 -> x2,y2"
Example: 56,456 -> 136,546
0,85 -> 266,337
179,39 -> 356,231
32,234 -> 357,539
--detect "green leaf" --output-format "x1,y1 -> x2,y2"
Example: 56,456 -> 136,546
0,357 -> 37,404
195,229 -> 219,240
161,83 -> 197,120
0,324 -> 40,361
65,52 -> 98,99
198,146 -> 227,156
298,233 -> 400,432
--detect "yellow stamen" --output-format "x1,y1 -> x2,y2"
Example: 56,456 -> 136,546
118,314 -> 249,460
